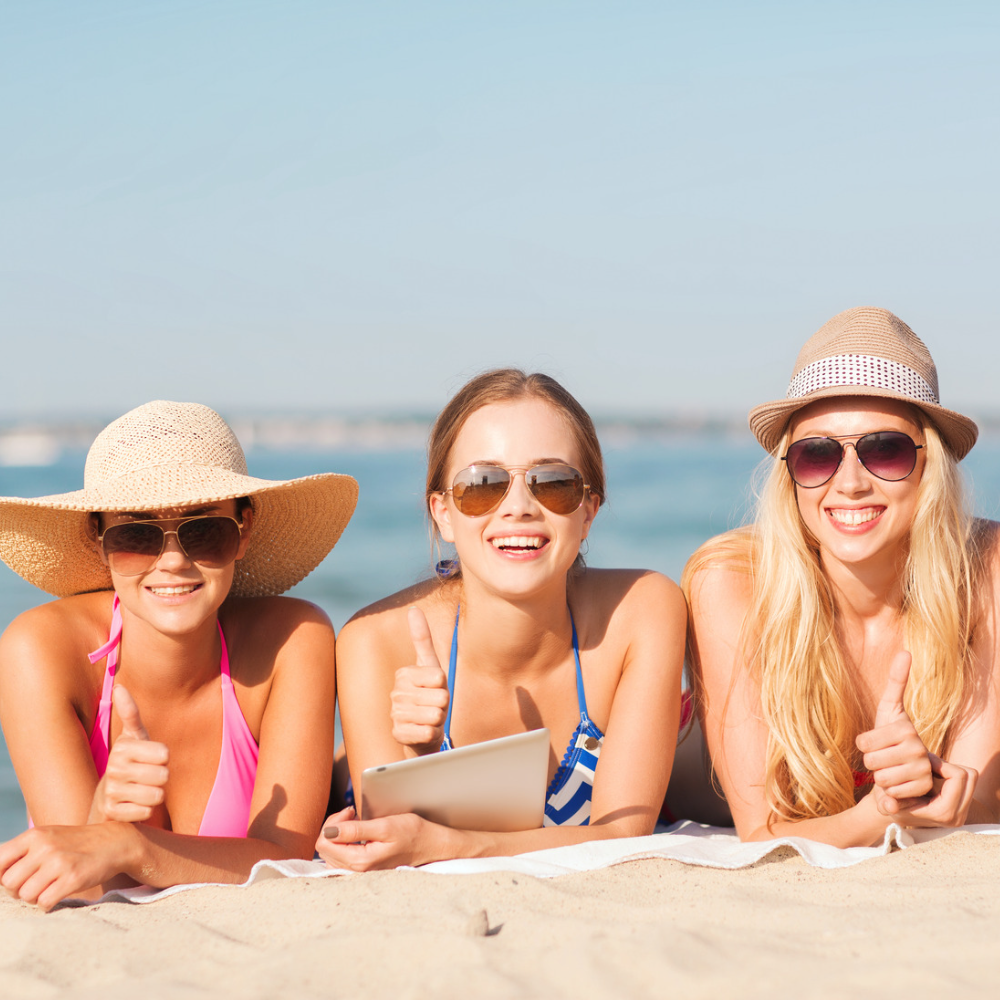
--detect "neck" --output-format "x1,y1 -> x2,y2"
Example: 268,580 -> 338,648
456,577 -> 574,681
820,548 -> 907,623
115,608 -> 222,697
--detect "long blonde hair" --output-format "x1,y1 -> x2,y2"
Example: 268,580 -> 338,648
684,414 -> 986,822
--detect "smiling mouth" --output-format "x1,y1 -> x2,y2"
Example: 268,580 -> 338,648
491,536 -> 546,552
826,507 -> 885,526
147,584 -> 201,596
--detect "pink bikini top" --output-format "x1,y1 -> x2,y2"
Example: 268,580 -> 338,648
87,595 -> 259,838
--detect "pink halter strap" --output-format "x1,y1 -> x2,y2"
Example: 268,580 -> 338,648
88,606 -> 123,665
85,594 -> 257,837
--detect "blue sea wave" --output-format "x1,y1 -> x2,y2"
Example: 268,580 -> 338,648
2,441 -> 998,839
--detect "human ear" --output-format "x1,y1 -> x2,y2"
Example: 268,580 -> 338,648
428,492 -> 455,543
86,513 -> 108,564
579,493 -> 600,541
236,505 -> 254,560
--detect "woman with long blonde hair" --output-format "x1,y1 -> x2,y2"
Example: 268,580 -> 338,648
686,307 -> 1000,846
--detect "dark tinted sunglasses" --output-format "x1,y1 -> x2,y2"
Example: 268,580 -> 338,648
445,464 -> 590,517
782,431 -> 923,489
98,515 -> 244,576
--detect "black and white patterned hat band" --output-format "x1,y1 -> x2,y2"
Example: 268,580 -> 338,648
786,354 -> 938,405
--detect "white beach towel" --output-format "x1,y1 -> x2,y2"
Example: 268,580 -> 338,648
81,820 -> 1000,906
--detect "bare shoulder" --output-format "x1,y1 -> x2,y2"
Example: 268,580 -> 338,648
972,519 -> 1000,627
0,591 -> 111,662
220,597 -> 336,687
0,592 -> 112,706
341,580 -> 459,637
225,594 -> 334,633
344,578 -> 446,626
337,578 -> 453,667
975,518 -> 1000,572
222,596 -> 336,663
683,529 -> 754,615
570,569 -> 686,653
574,567 -> 682,612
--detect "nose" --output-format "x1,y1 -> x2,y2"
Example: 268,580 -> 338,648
155,529 -> 193,569
831,442 -> 871,493
498,470 -> 538,516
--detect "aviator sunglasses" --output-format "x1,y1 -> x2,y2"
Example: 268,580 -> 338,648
444,464 -> 591,517
97,515 -> 244,576
782,431 -> 923,489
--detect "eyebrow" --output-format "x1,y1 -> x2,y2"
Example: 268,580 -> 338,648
468,458 -> 570,467
119,505 -> 221,520
794,428 -> 910,439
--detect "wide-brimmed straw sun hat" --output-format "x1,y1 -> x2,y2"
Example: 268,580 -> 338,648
748,306 -> 978,459
0,400 -> 359,598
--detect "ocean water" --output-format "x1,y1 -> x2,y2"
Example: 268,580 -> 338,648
2,438 -> 998,840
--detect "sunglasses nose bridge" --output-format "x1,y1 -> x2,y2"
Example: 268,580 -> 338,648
829,439 -> 874,488
155,526 -> 193,563
498,468 -> 539,513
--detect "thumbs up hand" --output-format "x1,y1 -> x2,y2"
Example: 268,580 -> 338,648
115,685 -> 151,742
855,652 -> 935,815
89,686 -> 170,824
389,608 -> 451,753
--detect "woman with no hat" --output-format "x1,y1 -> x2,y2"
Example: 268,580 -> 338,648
685,307 -> 1000,846
0,401 -> 357,908
317,369 -> 686,870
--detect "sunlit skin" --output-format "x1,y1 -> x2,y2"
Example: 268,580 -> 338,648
0,500 -> 337,910
96,503 -> 250,648
429,399 -> 600,606
687,398 -> 1000,847
789,398 -> 925,591
321,396 -> 687,870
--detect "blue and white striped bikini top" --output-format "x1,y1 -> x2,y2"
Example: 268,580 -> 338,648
440,607 -> 604,827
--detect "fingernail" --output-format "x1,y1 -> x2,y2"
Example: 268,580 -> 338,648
323,826 -> 339,840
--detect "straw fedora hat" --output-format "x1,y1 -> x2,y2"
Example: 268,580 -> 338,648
748,307 -> 978,459
0,400 -> 359,598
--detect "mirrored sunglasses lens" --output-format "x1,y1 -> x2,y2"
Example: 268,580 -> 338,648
786,438 -> 842,487
102,522 -> 165,576
527,466 -> 585,514
177,517 -> 241,566
452,468 -> 512,516
856,432 -> 917,481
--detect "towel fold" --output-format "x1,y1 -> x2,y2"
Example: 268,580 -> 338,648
85,821 -> 1000,906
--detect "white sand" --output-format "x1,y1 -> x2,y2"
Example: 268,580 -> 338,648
1,832 -> 997,999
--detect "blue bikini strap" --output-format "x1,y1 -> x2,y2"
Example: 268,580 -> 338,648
441,607 -> 460,750
569,611 -> 587,725
442,605 -> 587,744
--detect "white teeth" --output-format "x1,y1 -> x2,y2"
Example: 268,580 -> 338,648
828,508 -> 883,526
149,585 -> 197,595
491,536 -> 544,549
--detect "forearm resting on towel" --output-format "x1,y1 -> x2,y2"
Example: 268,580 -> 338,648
316,801 -> 658,871
0,821 -> 312,910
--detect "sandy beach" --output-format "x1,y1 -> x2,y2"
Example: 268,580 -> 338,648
1,831 -> 997,1000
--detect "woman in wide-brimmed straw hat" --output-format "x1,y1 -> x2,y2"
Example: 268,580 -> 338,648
684,307 -> 1000,846
0,400 -> 357,908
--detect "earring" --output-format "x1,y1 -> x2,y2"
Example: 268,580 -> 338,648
435,558 -> 460,580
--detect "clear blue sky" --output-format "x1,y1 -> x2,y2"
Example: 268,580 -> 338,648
2,1 -> 997,421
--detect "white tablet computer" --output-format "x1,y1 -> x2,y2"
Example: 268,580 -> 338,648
360,728 -> 550,832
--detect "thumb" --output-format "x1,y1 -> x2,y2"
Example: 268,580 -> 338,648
408,607 -> 444,675
113,685 -> 150,741
874,651 -> 912,727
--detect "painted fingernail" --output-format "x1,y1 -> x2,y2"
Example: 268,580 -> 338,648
323,826 -> 339,840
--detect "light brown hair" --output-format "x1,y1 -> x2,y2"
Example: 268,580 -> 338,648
426,369 -> 605,571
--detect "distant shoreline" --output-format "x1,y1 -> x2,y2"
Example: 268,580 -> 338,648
2,411 -> 999,466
